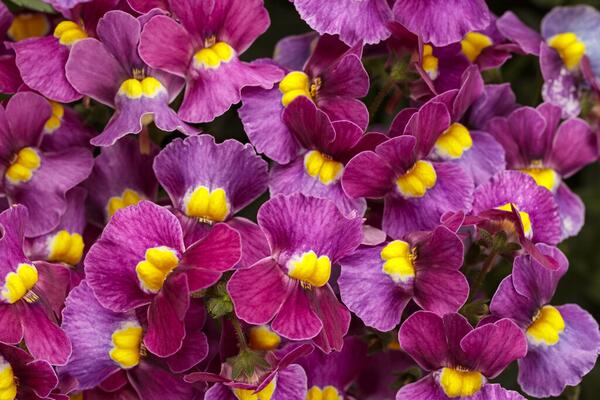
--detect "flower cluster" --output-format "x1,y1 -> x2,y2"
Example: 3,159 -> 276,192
0,0 -> 598,399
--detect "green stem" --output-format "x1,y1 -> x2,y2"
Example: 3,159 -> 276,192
230,317 -> 248,351
369,78 -> 395,117
469,250 -> 498,300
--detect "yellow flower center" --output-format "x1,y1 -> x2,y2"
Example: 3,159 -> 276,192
233,379 -> 276,400
461,32 -> 493,62
396,160 -> 437,198
44,101 -> 65,134
304,151 -> 344,185
0,361 -> 17,400
422,44 -> 439,80
135,246 -> 180,293
249,326 -> 281,351
526,305 -> 565,346
1,264 -> 38,304
119,77 -> 165,99
184,186 -> 230,223
306,386 -> 343,400
5,147 -> 41,184
7,13 -> 49,41
380,240 -> 416,284
496,203 -> 533,238
287,251 -> 331,288
48,230 -> 84,266
520,163 -> 559,192
439,367 -> 484,398
193,41 -> 235,70
435,123 -> 473,159
548,32 -> 586,70
109,322 -> 143,369
279,71 -> 320,107
53,20 -> 88,46
107,189 -> 143,218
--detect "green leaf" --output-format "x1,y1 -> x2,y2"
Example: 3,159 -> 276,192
9,0 -> 55,13
228,350 -> 270,381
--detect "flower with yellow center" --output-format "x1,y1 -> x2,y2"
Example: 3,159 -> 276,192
44,101 -> 65,134
135,246 -> 180,293
435,123 -> 473,159
184,186 -> 230,223
5,147 -> 41,184
304,151 -> 344,185
1,263 -> 38,304
380,240 -> 416,284
526,305 -> 565,346
119,77 -> 165,99
396,160 -> 437,198
249,326 -> 281,351
193,41 -> 235,70
287,251 -> 331,288
278,71 -> 320,107
7,13 -> 49,41
496,203 -> 533,238
0,361 -> 17,400
422,44 -> 439,80
439,367 -> 484,397
233,379 -> 276,400
53,20 -> 88,46
109,322 -> 143,369
548,32 -> 586,70
107,189 -> 143,218
461,32 -> 493,62
48,230 -> 85,266
520,162 -> 560,192
306,386 -> 343,400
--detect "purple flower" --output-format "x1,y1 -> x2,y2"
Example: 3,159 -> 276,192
270,96 -> 387,215
227,194 -> 362,353
138,0 -> 283,123
66,10 -> 197,146
153,134 -> 270,267
0,92 -> 93,237
60,281 -> 205,398
290,0 -> 393,45
85,201 -> 241,357
0,343 -> 59,400
239,34 -> 369,165
489,244 -> 600,397
343,100 -> 474,238
397,311 -> 527,400
338,225 -> 468,332
487,103 -> 597,239
467,83 -> 518,131
40,100 -> 94,152
392,0 -> 492,47
0,205 -> 72,365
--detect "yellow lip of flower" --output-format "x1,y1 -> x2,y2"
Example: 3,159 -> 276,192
109,322 -> 143,369
233,378 -> 276,400
184,186 -> 230,223
135,246 -> 180,293
439,367 -> 484,398
193,41 -> 235,70
48,230 -> 85,266
380,240 -> 416,284
279,71 -> 317,107
496,203 -> 533,238
306,385 -> 343,400
526,305 -> 565,346
287,251 -> 331,288
548,32 -> 586,70
5,147 -> 42,185
0,360 -> 17,400
304,150 -> 344,185
44,101 -> 65,134
435,122 -> 473,160
461,32 -> 493,62
422,44 -> 439,80
1,263 -> 38,304
7,13 -> 50,41
249,325 -> 281,351
119,77 -> 165,99
107,189 -> 143,218
53,20 -> 88,46
520,163 -> 560,192
396,160 -> 437,198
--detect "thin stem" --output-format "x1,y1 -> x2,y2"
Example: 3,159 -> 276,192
230,316 -> 248,351
469,250 -> 498,300
369,78 -> 395,117
139,125 -> 151,155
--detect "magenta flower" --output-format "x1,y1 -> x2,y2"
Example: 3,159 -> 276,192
227,194 -> 362,352
85,201 -> 241,357
138,0 -> 283,123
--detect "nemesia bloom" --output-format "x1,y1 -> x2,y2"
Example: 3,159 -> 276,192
397,311 -> 527,400
153,134 -> 269,267
0,92 -> 93,237
467,83 -> 517,131
270,97 -> 386,215
85,201 -> 241,357
66,10 -> 196,146
338,225 -> 468,331
139,0 -> 283,123
240,34 -> 369,165
343,100 -> 474,238
0,205 -> 71,365
228,194 -> 363,352
487,103 -> 597,239
489,244 -> 600,398
61,281 -> 202,398
40,100 -> 94,152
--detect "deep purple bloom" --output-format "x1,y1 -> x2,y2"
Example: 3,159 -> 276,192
66,10 -> 196,146
85,201 -> 241,357
467,83 -> 518,131
339,225 -> 467,332
487,103 -> 597,239
0,205 -> 71,365
343,100 -> 474,238
489,244 -> 600,397
240,34 -> 369,165
138,0 -> 283,123
227,194 -> 362,353
0,92 -> 93,238
397,311 -> 527,400
153,134 -> 270,267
